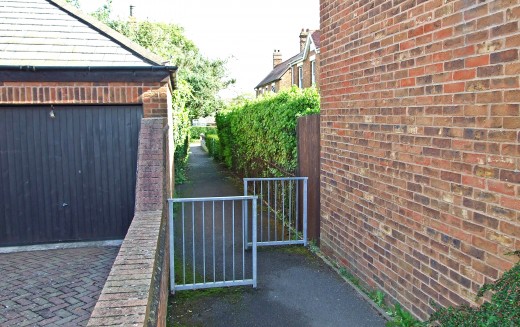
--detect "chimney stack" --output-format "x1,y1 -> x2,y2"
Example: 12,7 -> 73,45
273,50 -> 282,67
300,28 -> 310,51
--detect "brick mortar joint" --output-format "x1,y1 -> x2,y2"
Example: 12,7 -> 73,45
88,117 -> 169,326
320,0 -> 520,320
88,211 -> 163,326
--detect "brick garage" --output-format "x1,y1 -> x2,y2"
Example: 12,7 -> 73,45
0,0 -> 176,246
1,1 -> 175,325
320,0 -> 519,320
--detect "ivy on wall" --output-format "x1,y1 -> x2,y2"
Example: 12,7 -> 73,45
216,87 -> 320,177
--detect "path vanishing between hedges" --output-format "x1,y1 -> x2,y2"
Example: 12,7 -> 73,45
169,143 -> 387,327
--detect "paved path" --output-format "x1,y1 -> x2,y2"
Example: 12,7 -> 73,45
0,246 -> 119,326
170,144 -> 387,327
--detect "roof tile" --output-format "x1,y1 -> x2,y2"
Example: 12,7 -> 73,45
255,52 -> 303,89
255,29 -> 321,89
0,0 -> 163,67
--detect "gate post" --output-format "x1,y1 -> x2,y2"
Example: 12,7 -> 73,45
168,199 -> 175,294
243,179 -> 249,250
252,196 -> 258,288
303,178 -> 308,246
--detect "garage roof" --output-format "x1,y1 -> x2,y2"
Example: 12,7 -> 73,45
0,0 -> 166,67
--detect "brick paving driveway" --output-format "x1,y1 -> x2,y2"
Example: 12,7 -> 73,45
0,246 -> 119,326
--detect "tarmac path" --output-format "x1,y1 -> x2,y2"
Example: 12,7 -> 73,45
170,144 -> 387,327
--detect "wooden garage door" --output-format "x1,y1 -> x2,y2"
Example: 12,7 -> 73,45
0,105 -> 142,246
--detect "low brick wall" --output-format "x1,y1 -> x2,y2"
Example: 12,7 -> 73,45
88,118 -> 170,326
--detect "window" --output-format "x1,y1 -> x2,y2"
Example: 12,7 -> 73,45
271,84 -> 276,93
311,61 -> 316,86
298,66 -> 303,88
291,66 -> 295,85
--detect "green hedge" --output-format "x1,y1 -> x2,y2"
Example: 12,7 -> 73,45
205,134 -> 221,161
190,126 -> 217,140
216,87 -> 319,176
172,84 -> 191,184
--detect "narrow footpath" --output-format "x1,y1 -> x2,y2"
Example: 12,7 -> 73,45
170,143 -> 387,327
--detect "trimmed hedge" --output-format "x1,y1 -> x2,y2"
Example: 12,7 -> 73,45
172,85 -> 191,184
216,87 -> 319,176
190,126 -> 217,140
205,134 -> 221,161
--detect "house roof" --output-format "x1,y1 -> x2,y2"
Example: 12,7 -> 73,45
0,0 -> 167,67
311,30 -> 321,48
255,52 -> 302,89
255,29 -> 320,90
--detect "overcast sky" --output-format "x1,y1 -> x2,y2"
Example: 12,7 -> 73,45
79,0 -> 319,98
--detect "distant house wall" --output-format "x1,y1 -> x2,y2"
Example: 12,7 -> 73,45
290,50 -> 320,90
279,69 -> 293,90
256,30 -> 320,96
320,0 -> 519,320
303,56 -> 311,87
312,50 -> 321,89
256,52 -> 320,97
301,50 -> 319,88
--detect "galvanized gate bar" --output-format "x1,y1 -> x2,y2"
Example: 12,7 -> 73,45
244,177 -> 308,247
169,196 -> 257,293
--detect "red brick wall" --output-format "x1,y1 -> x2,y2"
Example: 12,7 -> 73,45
88,118 -> 171,326
0,81 -> 169,118
320,0 -> 519,320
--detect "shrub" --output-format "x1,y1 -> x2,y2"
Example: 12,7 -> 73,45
172,83 -> 191,184
205,134 -> 221,160
428,251 -> 520,327
216,87 -> 320,176
190,126 -> 217,140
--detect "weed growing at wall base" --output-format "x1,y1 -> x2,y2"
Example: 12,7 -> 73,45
333,252 -> 520,327
332,259 -> 422,327
428,251 -> 520,327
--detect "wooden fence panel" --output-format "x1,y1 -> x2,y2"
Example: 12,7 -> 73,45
297,114 -> 320,243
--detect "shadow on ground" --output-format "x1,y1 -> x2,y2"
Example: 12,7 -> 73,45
168,144 -> 386,327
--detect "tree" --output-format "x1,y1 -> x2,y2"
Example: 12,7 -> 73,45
227,92 -> 255,107
90,0 -> 112,23
90,1 -> 233,119
64,0 -> 81,9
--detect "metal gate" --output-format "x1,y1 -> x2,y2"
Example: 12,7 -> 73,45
169,177 -> 308,293
168,196 -> 258,292
244,177 -> 308,247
